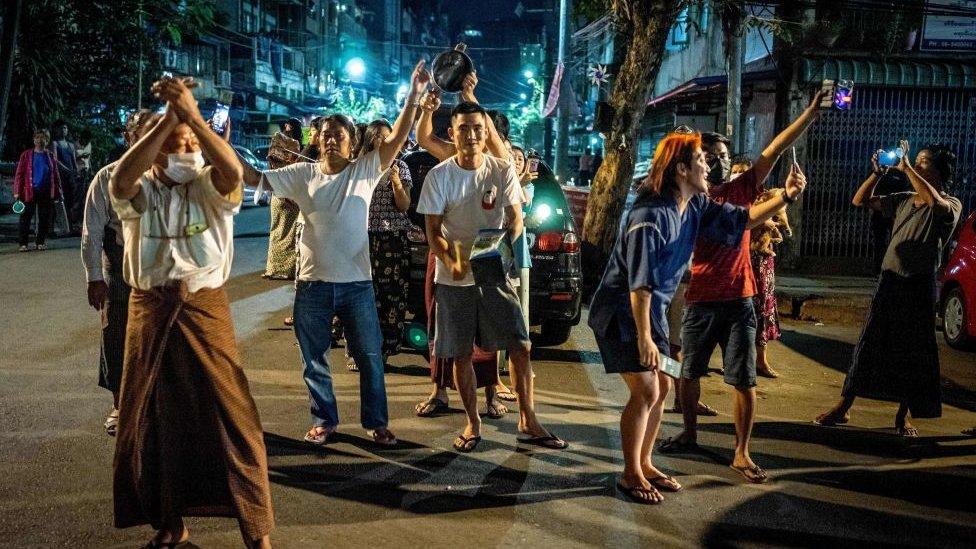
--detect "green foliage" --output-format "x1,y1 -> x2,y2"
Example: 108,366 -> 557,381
507,78 -> 546,146
2,0 -> 219,161
332,89 -> 388,123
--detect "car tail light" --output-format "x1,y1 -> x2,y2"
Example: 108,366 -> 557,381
535,231 -> 563,252
562,232 -> 580,253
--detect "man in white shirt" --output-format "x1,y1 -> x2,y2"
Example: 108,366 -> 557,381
417,102 -> 567,453
109,76 -> 273,549
80,109 -> 159,436
242,60 -> 429,448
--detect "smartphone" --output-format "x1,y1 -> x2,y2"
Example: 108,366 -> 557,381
528,158 -> 539,173
835,79 -> 854,110
210,102 -> 230,136
877,146 -> 904,167
819,79 -> 837,109
790,146 -> 797,166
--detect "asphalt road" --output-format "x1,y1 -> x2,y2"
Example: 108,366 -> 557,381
1,204 -> 974,548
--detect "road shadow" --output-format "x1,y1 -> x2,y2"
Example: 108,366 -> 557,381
262,432 -> 608,520
701,483 -> 976,547
778,329 -> 976,412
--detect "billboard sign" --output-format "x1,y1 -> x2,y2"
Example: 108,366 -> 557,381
921,0 -> 976,51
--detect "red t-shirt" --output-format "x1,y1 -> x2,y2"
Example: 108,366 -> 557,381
685,167 -> 764,303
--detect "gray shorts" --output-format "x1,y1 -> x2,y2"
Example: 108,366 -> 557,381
680,299 -> 757,388
434,283 -> 530,358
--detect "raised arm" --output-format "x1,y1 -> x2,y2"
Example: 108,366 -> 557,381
746,162 -> 806,229
416,89 -> 457,162
109,108 -> 179,201
752,89 -> 829,186
459,71 -> 509,159
895,140 -> 952,213
154,77 -> 242,195
377,60 -> 428,168
851,150 -> 884,211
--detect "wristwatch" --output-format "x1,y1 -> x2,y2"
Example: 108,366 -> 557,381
782,188 -> 797,204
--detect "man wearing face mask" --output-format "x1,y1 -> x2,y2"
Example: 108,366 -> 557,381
81,109 -> 160,437
662,90 -> 827,485
108,76 -> 274,549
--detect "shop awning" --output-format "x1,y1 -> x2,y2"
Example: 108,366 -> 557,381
799,56 -> 976,88
647,55 -> 779,106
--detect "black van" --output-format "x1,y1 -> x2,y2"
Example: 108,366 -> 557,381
401,151 -> 582,346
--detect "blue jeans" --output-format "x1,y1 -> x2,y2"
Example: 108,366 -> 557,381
294,280 -> 389,429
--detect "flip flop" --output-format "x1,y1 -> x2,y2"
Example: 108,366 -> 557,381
453,434 -> 482,453
647,475 -> 683,492
303,425 -> 337,445
813,413 -> 850,426
896,425 -> 919,438
517,433 -> 568,450
730,463 -> 769,484
616,482 -> 663,505
104,409 -> 119,437
658,437 -> 700,454
415,398 -> 449,417
367,428 -> 398,446
696,402 -> 719,417
495,390 -> 517,402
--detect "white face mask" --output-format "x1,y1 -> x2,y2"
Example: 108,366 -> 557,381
163,152 -> 205,183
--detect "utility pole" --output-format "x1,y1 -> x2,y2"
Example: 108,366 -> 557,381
553,0 -> 571,182
722,3 -> 745,151
0,0 -> 24,156
137,1 -> 144,110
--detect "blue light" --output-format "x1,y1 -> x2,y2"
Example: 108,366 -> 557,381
523,69 -> 534,79
520,93 -> 527,100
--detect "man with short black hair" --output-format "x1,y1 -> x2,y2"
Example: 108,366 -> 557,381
662,90 -> 827,484
417,101 -> 566,453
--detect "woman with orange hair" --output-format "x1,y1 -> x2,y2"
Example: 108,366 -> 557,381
588,128 -> 806,504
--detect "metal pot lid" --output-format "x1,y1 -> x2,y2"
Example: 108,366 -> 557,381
432,43 -> 474,93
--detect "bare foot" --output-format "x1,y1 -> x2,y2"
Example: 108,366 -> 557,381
617,474 -> 663,504
757,365 -> 780,378
895,420 -> 919,438
641,463 -> 683,492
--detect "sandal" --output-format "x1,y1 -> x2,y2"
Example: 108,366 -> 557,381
517,433 -> 568,450
104,408 -> 119,437
495,390 -> 517,402
484,401 -> 507,419
616,482 -> 663,505
962,427 -> 976,437
696,402 -> 719,416
647,474 -> 683,492
415,398 -> 449,417
658,436 -> 700,454
730,463 -> 769,484
453,434 -> 482,453
896,425 -> 919,438
813,411 -> 850,426
303,425 -> 337,445
367,428 -> 398,446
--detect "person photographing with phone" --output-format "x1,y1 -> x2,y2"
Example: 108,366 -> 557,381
815,141 -> 961,437
589,129 -> 808,504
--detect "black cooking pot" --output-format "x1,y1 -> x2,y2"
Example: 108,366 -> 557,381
432,43 -> 474,93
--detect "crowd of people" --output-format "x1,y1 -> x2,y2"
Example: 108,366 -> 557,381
44,54 -> 963,545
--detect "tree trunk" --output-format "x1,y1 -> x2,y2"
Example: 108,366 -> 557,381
0,0 -> 24,157
580,1 -> 681,285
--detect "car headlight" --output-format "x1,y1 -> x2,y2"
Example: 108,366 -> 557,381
533,203 -> 553,222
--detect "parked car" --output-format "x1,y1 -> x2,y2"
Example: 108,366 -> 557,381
401,151 -> 583,346
939,209 -> 976,350
232,145 -> 270,206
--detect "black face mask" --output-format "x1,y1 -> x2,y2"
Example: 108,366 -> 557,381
706,156 -> 730,185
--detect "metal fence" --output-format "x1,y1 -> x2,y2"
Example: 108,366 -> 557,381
803,86 -> 976,260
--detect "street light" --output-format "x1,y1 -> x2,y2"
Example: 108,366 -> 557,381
345,57 -> 366,80
523,69 -> 534,79
520,93 -> 528,100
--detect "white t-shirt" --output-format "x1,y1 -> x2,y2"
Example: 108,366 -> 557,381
111,166 -> 242,292
416,154 -> 522,286
262,150 -> 385,283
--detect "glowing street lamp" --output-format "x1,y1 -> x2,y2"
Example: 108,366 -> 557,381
345,57 -> 366,79
523,69 -> 534,79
